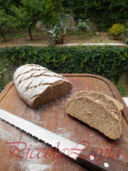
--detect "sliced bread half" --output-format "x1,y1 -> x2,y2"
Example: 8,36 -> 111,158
69,90 -> 123,121
66,93 -> 122,139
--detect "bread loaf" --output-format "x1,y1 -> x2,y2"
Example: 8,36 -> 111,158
13,64 -> 72,107
69,90 -> 123,120
66,90 -> 123,139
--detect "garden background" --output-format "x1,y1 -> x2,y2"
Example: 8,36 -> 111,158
0,0 -> 128,95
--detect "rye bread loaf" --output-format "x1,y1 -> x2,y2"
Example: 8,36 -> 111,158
66,91 -> 123,139
69,90 -> 123,120
13,64 -> 72,107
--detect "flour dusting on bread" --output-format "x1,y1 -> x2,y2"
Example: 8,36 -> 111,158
13,64 -> 72,107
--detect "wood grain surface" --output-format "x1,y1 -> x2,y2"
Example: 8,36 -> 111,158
0,74 -> 128,171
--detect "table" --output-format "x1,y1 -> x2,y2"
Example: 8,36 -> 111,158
0,74 -> 128,171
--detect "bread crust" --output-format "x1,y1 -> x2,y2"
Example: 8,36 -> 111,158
13,64 -> 72,107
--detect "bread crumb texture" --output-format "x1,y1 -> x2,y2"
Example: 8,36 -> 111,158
66,90 -> 123,140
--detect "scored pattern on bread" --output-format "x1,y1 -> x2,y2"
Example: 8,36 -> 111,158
16,73 -> 62,88
15,68 -> 63,87
13,64 -> 72,107
66,90 -> 123,139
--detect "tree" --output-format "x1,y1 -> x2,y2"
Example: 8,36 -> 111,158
43,0 -> 66,44
12,0 -> 45,40
0,9 -> 15,41
84,0 -> 128,29
62,0 -> 74,8
72,0 -> 86,20
62,0 -> 86,20
43,0 -> 64,28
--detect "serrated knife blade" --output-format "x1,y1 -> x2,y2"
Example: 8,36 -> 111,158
0,109 -> 128,171
0,109 -> 84,159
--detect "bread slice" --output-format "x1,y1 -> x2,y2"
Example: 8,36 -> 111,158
66,95 -> 122,140
69,90 -> 123,121
13,64 -> 72,108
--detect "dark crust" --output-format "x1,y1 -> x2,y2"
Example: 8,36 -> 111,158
32,80 -> 72,108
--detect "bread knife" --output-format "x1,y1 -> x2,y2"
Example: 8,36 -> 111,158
0,109 -> 127,171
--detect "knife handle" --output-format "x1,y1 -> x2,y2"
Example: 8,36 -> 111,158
76,147 -> 128,171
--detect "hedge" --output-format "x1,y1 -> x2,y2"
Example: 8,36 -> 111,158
0,46 -> 128,91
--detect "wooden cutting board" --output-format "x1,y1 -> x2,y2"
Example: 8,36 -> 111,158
0,73 -> 128,171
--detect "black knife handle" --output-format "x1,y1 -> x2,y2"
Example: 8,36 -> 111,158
76,147 -> 128,171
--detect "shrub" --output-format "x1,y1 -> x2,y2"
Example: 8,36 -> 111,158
109,24 -> 126,38
78,19 -> 89,32
0,58 -> 9,91
0,46 -> 128,91
125,39 -> 128,44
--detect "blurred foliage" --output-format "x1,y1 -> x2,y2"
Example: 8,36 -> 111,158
0,0 -> 64,41
62,0 -> 128,30
11,0 -> 45,40
116,84 -> 127,96
0,9 -> 16,41
0,46 -> 128,92
44,0 -> 64,28
84,0 -> 128,30
0,0 -> 128,40
62,0 -> 86,20
78,19 -> 89,32
109,24 -> 126,38
0,57 -> 10,92
125,39 -> 128,44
